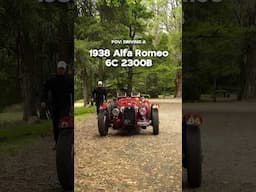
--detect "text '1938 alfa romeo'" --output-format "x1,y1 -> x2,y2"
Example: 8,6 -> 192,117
97,95 -> 159,136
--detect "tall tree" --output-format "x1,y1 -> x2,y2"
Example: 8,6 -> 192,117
234,0 -> 256,99
0,0 -> 74,120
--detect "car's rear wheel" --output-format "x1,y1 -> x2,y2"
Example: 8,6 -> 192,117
152,109 -> 159,135
186,125 -> 202,188
98,110 -> 108,136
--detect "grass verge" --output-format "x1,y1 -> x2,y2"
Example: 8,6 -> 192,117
0,121 -> 51,155
75,106 -> 96,122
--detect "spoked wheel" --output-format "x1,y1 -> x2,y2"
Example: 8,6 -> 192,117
56,128 -> 74,191
186,125 -> 202,188
152,109 -> 159,135
98,110 -> 109,136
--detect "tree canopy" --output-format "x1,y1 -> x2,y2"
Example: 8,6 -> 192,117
183,0 -> 256,101
0,1 -> 74,120
75,0 -> 182,104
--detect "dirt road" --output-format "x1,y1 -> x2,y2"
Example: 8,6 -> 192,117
0,134 -> 62,192
183,102 -> 256,192
75,99 -> 182,192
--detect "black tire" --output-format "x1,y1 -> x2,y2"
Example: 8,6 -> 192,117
186,125 -> 202,188
152,109 -> 159,135
56,128 -> 74,191
98,110 -> 108,136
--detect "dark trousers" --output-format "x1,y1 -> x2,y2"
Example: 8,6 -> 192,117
96,104 -> 100,114
96,101 -> 103,114
52,111 -> 60,143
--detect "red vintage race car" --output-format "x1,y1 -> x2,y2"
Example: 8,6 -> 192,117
97,95 -> 159,136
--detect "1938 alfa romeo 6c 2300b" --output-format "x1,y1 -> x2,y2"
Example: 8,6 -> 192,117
97,95 -> 159,136
183,113 -> 203,188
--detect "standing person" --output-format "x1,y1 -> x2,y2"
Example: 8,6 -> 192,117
92,81 -> 107,114
41,61 -> 74,148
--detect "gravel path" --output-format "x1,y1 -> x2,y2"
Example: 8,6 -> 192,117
75,99 -> 182,192
183,103 -> 256,192
0,133 -> 63,192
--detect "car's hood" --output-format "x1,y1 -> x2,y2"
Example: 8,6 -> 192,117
116,97 -> 140,107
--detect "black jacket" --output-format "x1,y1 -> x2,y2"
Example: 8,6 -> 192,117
42,74 -> 74,109
92,87 -> 107,105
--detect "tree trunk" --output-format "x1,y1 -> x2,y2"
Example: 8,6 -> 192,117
127,24 -> 135,96
20,33 -> 34,122
238,53 -> 246,100
57,3 -> 74,72
240,48 -> 256,99
88,66 -> 93,100
22,73 -> 32,121
174,69 -> 182,98
237,1 -> 256,100
98,58 -> 104,80
82,79 -> 89,107
127,68 -> 133,96
82,68 -> 90,106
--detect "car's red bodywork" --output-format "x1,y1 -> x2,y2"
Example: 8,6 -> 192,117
59,116 -> 74,129
100,96 -> 158,130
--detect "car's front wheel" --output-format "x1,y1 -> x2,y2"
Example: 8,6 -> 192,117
152,109 -> 159,135
98,110 -> 109,136
56,128 -> 74,191
186,125 -> 202,188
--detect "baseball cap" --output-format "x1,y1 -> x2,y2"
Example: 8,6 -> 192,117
57,61 -> 67,69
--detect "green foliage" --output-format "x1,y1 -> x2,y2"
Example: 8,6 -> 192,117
75,0 -> 181,100
0,1 -> 75,117
182,0 -> 255,100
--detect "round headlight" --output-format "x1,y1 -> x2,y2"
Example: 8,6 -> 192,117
120,106 -> 125,112
139,107 -> 147,116
194,117 -> 201,126
186,117 -> 194,125
112,108 -> 120,116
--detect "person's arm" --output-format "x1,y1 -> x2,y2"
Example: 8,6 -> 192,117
103,88 -> 107,101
